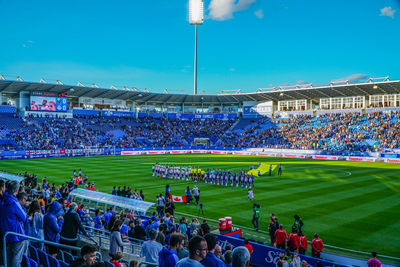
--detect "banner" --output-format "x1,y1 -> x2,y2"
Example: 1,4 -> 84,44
216,234 -> 344,267
138,112 -> 237,120
101,110 -> 134,117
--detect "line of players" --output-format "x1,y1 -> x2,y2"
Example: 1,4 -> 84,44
152,163 -> 255,188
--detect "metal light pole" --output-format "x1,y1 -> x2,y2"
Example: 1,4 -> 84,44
194,24 -> 198,95
189,0 -> 203,95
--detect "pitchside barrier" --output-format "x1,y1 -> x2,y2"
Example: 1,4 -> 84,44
216,234 -> 346,267
1,147 -> 400,163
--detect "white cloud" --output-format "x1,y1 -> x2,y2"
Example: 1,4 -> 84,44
331,74 -> 370,83
208,0 -> 257,21
254,9 -> 264,19
380,6 -> 396,19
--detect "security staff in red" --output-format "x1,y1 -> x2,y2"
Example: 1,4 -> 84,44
287,228 -> 300,252
274,224 -> 287,250
311,233 -> 324,258
298,233 -> 308,255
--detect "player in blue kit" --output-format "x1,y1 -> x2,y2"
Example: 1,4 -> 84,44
222,170 -> 227,186
234,172 -> 239,186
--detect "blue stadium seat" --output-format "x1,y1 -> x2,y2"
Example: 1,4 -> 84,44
29,258 -> 38,267
21,255 -> 39,267
28,245 -> 39,264
104,261 -> 115,267
22,254 -> 30,267
37,249 -> 50,266
62,250 -> 75,264
56,249 -> 65,262
49,254 -> 61,267
59,260 -> 69,267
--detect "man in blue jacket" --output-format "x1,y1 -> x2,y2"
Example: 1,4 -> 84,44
201,234 -> 226,267
44,200 -> 64,257
1,180 -> 28,267
159,233 -> 185,267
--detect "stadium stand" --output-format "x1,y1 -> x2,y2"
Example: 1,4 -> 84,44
1,111 -> 399,153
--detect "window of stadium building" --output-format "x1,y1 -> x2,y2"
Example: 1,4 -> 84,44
320,98 -> 330,110
343,97 -> 353,109
354,96 -> 364,109
370,95 -> 382,107
369,94 -> 398,108
331,98 -> 342,109
287,101 -> 296,111
383,95 -> 396,107
297,100 -> 307,110
279,102 -> 287,111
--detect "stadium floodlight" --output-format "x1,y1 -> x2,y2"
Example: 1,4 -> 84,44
189,0 -> 204,95
189,0 -> 204,25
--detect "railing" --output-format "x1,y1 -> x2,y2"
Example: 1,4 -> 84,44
81,225 -> 144,257
3,231 -> 101,267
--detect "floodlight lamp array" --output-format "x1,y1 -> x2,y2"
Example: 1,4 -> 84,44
189,0 -> 204,25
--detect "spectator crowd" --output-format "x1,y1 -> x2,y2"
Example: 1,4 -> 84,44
1,111 -> 400,154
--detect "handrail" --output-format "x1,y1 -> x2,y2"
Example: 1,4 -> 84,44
83,225 -> 145,244
3,231 -> 102,267
80,227 -> 143,256
139,262 -> 159,267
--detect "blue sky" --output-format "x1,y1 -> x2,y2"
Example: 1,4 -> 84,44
0,0 -> 399,94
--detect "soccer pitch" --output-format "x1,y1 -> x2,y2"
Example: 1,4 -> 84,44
1,154 -> 400,258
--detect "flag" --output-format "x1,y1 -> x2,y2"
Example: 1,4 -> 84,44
170,195 -> 187,203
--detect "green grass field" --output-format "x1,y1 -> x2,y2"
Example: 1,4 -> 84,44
1,154 -> 400,259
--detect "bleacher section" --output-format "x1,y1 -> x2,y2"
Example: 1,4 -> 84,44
0,109 -> 399,153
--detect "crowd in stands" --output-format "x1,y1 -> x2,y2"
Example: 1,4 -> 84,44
1,111 -> 400,153
218,117 -> 284,148
276,112 -> 400,152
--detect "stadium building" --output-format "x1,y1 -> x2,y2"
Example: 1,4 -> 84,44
0,76 -> 400,267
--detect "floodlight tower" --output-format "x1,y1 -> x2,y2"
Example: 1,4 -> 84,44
189,0 -> 204,95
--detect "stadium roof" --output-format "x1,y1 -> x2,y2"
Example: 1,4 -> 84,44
1,79 -> 400,104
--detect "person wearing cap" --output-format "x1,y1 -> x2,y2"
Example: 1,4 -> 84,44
311,233 -> 324,258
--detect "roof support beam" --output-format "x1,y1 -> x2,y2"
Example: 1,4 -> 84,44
76,88 -> 101,98
0,82 -> 15,93
353,85 -> 370,96
110,91 -> 130,99
328,87 -> 347,97
17,84 -> 34,93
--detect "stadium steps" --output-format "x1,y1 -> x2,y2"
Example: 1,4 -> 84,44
0,114 -> 24,129
230,118 -> 256,132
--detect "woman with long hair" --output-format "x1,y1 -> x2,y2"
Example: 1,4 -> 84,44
109,220 -> 131,260
27,200 -> 44,249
